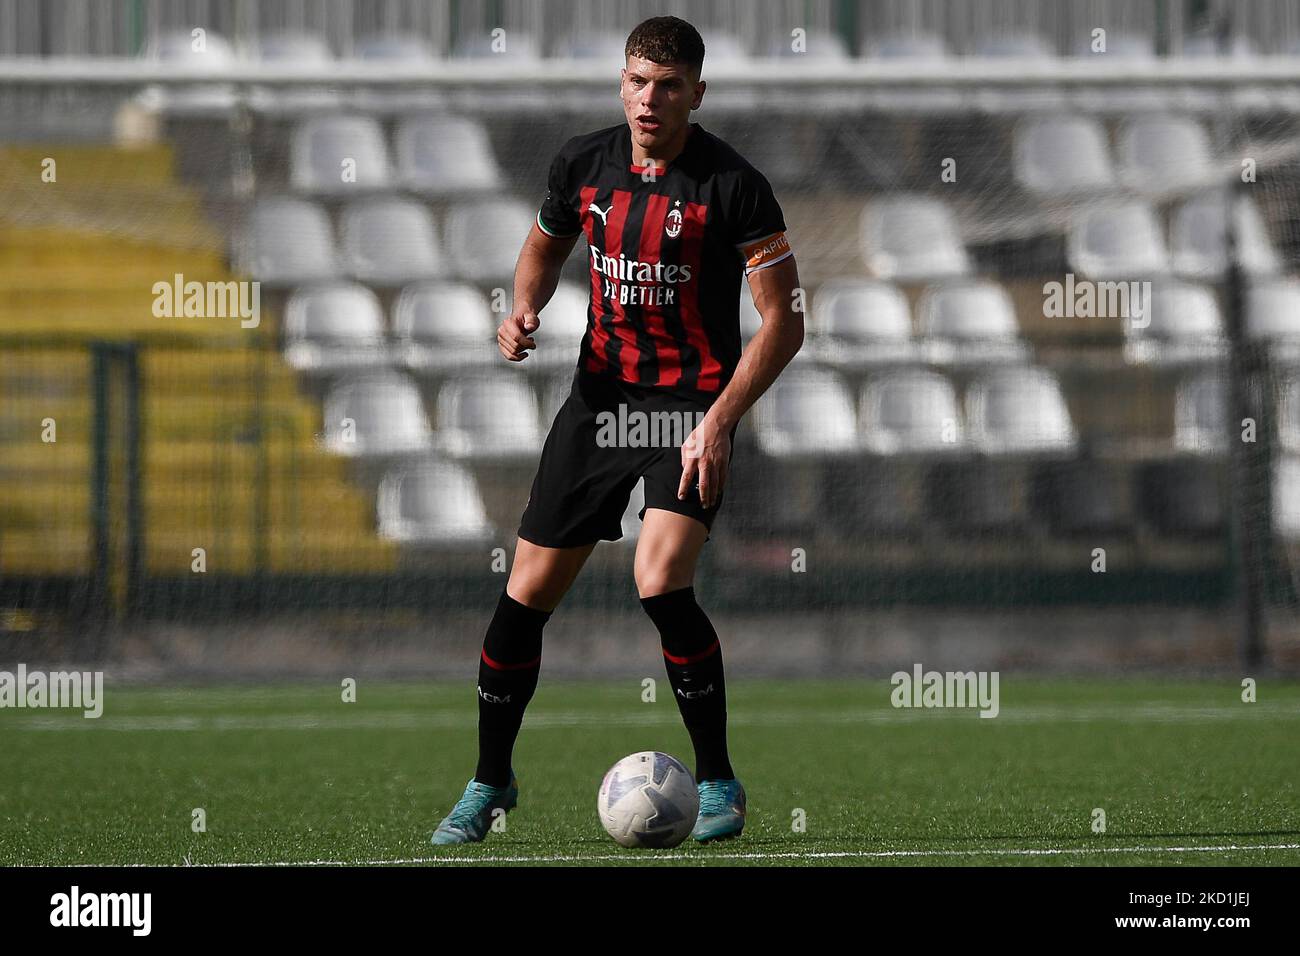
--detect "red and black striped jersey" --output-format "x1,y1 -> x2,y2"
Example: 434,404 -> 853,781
536,122 -> 791,399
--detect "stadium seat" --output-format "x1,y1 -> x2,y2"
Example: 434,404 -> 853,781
1246,278 -> 1300,359
443,199 -> 536,283
251,31 -> 341,113
1138,459 -> 1225,537
859,195 -> 970,281
1117,115 -> 1214,193
1122,280 -> 1226,366
352,33 -> 437,62
1173,372 -> 1229,455
452,31 -> 541,61
811,279 -> 917,367
1031,459 -> 1133,536
377,459 -> 494,545
550,31 -> 628,68
858,369 -> 963,455
434,373 -> 543,460
972,33 -> 1055,58
395,114 -> 502,196
916,279 -> 1030,365
698,32 -> 748,63
323,372 -> 433,457
242,197 -> 338,286
1171,191 -> 1280,280
291,115 -> 392,195
138,29 -> 239,114
965,367 -> 1077,454
1274,455 -> 1300,538
1067,201 -> 1169,278
1281,371 -> 1300,454
752,368 -> 858,457
1180,32 -> 1259,58
862,32 -> 948,59
284,282 -> 389,372
1071,31 -> 1153,58
532,282 -> 591,369
763,29 -> 849,61
1013,116 -> 1113,196
340,196 -> 443,285
394,282 -> 496,371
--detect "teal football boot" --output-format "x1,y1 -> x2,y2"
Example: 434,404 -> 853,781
692,777 -> 746,842
431,772 -> 518,845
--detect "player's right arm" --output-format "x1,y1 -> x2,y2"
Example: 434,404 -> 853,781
499,144 -> 583,362
498,224 -> 578,362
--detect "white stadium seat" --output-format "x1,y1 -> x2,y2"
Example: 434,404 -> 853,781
863,32 -> 948,60
395,114 -> 502,196
242,197 -> 337,286
1274,455 -> 1300,539
250,31 -> 341,113
352,33 -> 436,63
1280,371 -> 1300,454
916,279 -> 1029,365
972,33 -> 1055,58
323,372 -> 433,457
1246,279 -> 1300,360
1173,372 -> 1228,455
291,115 -> 392,195
1122,280 -> 1226,366
435,373 -> 543,460
1013,116 -> 1113,196
394,282 -> 496,371
964,367 -> 1076,454
763,29 -> 849,61
443,199 -> 536,283
753,368 -> 858,457
377,460 -> 494,545
452,31 -> 541,62
532,282 -> 591,369
1171,192 -> 1279,280
340,197 -> 443,285
138,29 -> 239,114
860,195 -> 970,281
1117,115 -> 1214,193
1068,201 -> 1169,278
859,369 -> 963,455
811,280 -> 917,367
284,283 -> 389,373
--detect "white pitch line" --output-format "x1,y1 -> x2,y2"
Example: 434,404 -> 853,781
9,703 -> 1300,732
35,842 -> 1300,867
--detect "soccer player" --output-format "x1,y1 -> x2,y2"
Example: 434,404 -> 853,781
432,15 -> 803,845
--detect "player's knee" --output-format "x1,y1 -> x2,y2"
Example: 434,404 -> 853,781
634,563 -> 693,599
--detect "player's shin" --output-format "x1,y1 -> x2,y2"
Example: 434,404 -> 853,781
475,588 -> 551,788
640,586 -> 734,782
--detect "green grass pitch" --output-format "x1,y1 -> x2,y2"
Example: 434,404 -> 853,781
2,678 -> 1298,866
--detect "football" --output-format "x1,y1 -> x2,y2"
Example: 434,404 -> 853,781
597,751 -> 699,848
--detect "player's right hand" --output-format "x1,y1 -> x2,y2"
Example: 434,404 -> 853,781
498,310 -> 540,362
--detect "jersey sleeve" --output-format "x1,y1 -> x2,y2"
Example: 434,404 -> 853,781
731,167 -> 792,276
536,148 -> 581,239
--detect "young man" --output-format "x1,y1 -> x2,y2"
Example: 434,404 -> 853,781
432,15 -> 803,845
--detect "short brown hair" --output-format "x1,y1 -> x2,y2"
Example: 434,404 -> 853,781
625,16 -> 705,76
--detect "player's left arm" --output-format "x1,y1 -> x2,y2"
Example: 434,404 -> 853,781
678,254 -> 804,508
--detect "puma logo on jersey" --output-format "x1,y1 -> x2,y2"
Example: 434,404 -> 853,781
589,202 -> 611,224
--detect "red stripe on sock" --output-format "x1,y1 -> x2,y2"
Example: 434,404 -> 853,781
481,648 -> 542,671
662,639 -> 719,665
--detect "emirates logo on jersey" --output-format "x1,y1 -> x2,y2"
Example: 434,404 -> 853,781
665,207 -> 682,239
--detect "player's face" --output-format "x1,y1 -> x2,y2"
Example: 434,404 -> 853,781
621,55 -> 703,152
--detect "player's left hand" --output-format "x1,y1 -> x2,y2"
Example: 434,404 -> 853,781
678,416 -> 731,510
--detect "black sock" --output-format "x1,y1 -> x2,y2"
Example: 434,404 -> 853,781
640,586 -> 734,782
474,589 -> 551,788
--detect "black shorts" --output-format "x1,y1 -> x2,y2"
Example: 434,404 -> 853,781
518,369 -> 739,549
